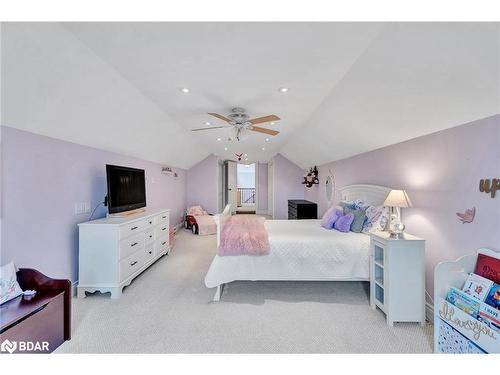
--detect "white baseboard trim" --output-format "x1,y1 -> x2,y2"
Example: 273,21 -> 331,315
71,280 -> 79,297
426,302 -> 434,324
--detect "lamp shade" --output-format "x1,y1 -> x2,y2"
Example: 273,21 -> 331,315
383,189 -> 412,208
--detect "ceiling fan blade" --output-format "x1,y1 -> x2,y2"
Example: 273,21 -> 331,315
249,114 -> 280,125
191,125 -> 231,131
208,113 -> 232,123
250,126 -> 280,136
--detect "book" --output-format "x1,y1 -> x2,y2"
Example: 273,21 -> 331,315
478,302 -> 500,333
484,283 -> 500,310
446,287 -> 480,318
475,253 -> 500,284
462,273 -> 494,301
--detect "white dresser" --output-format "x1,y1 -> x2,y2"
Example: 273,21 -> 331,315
78,209 -> 170,299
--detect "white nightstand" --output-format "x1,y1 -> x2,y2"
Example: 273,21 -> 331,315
370,231 -> 426,326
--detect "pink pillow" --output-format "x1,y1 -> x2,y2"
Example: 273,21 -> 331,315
333,212 -> 355,232
321,207 -> 343,229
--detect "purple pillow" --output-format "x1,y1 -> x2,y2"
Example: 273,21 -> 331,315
334,213 -> 355,232
321,207 -> 343,229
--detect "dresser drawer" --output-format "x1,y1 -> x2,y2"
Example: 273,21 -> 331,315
144,245 -> 155,262
144,216 -> 156,228
157,212 -> 169,225
155,223 -> 169,238
155,236 -> 169,256
120,219 -> 147,238
120,250 -> 145,281
119,233 -> 145,260
144,229 -> 155,244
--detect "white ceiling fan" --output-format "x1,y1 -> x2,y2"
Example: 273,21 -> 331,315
191,107 -> 280,141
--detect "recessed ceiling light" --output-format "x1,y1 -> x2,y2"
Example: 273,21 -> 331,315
224,147 -> 228,151
270,122 -> 275,125
261,147 -> 265,151
216,137 -> 221,141
205,121 -> 211,126
180,87 -> 190,93
278,87 -> 289,93
265,138 -> 270,142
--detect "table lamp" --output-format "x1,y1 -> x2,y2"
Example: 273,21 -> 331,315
383,189 -> 412,239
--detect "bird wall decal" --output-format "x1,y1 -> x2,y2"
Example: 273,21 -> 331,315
456,207 -> 475,224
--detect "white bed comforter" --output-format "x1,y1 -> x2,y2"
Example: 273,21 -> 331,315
204,219 -> 370,288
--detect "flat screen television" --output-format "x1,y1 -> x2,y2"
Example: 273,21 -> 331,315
106,164 -> 146,214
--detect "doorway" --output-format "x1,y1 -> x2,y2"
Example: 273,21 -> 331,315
236,163 -> 256,213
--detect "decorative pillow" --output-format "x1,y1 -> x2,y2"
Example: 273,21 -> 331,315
333,212 -> 355,232
343,206 -> 367,233
321,207 -> 343,229
362,205 -> 390,232
0,262 -> 23,305
339,200 -> 369,210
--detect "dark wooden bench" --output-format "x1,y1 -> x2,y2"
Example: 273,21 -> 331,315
0,268 -> 71,353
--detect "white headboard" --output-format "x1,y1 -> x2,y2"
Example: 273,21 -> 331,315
338,184 -> 392,206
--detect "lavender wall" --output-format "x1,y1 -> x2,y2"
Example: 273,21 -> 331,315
186,154 -> 219,214
257,162 -> 268,214
304,115 -> 500,298
273,154 -> 305,219
0,126 -> 187,283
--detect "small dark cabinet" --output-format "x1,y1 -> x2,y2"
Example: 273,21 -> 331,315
288,200 -> 318,220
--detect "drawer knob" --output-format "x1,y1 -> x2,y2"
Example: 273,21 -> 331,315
149,235 -> 153,238
130,261 -> 138,266
131,242 -> 138,247
162,216 -> 167,219
162,227 -> 166,231
149,221 -> 153,224
148,251 -> 152,254
162,241 -> 166,246
131,226 -> 138,230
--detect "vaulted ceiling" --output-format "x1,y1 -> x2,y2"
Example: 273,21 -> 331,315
2,22 -> 499,169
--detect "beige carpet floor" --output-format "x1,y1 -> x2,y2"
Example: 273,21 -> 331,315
57,230 -> 433,353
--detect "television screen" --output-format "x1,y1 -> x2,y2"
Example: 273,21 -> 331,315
106,165 -> 146,214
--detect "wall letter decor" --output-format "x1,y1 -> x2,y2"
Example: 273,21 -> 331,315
479,178 -> 500,198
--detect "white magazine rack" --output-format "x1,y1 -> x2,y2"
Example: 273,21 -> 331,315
434,248 -> 499,353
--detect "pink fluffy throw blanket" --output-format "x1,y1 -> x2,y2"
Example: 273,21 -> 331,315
218,215 -> 270,256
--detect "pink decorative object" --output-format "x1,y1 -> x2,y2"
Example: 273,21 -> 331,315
187,205 -> 208,216
218,215 -> 270,256
456,207 -> 475,224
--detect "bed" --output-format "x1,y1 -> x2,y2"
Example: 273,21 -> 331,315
204,184 -> 392,301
